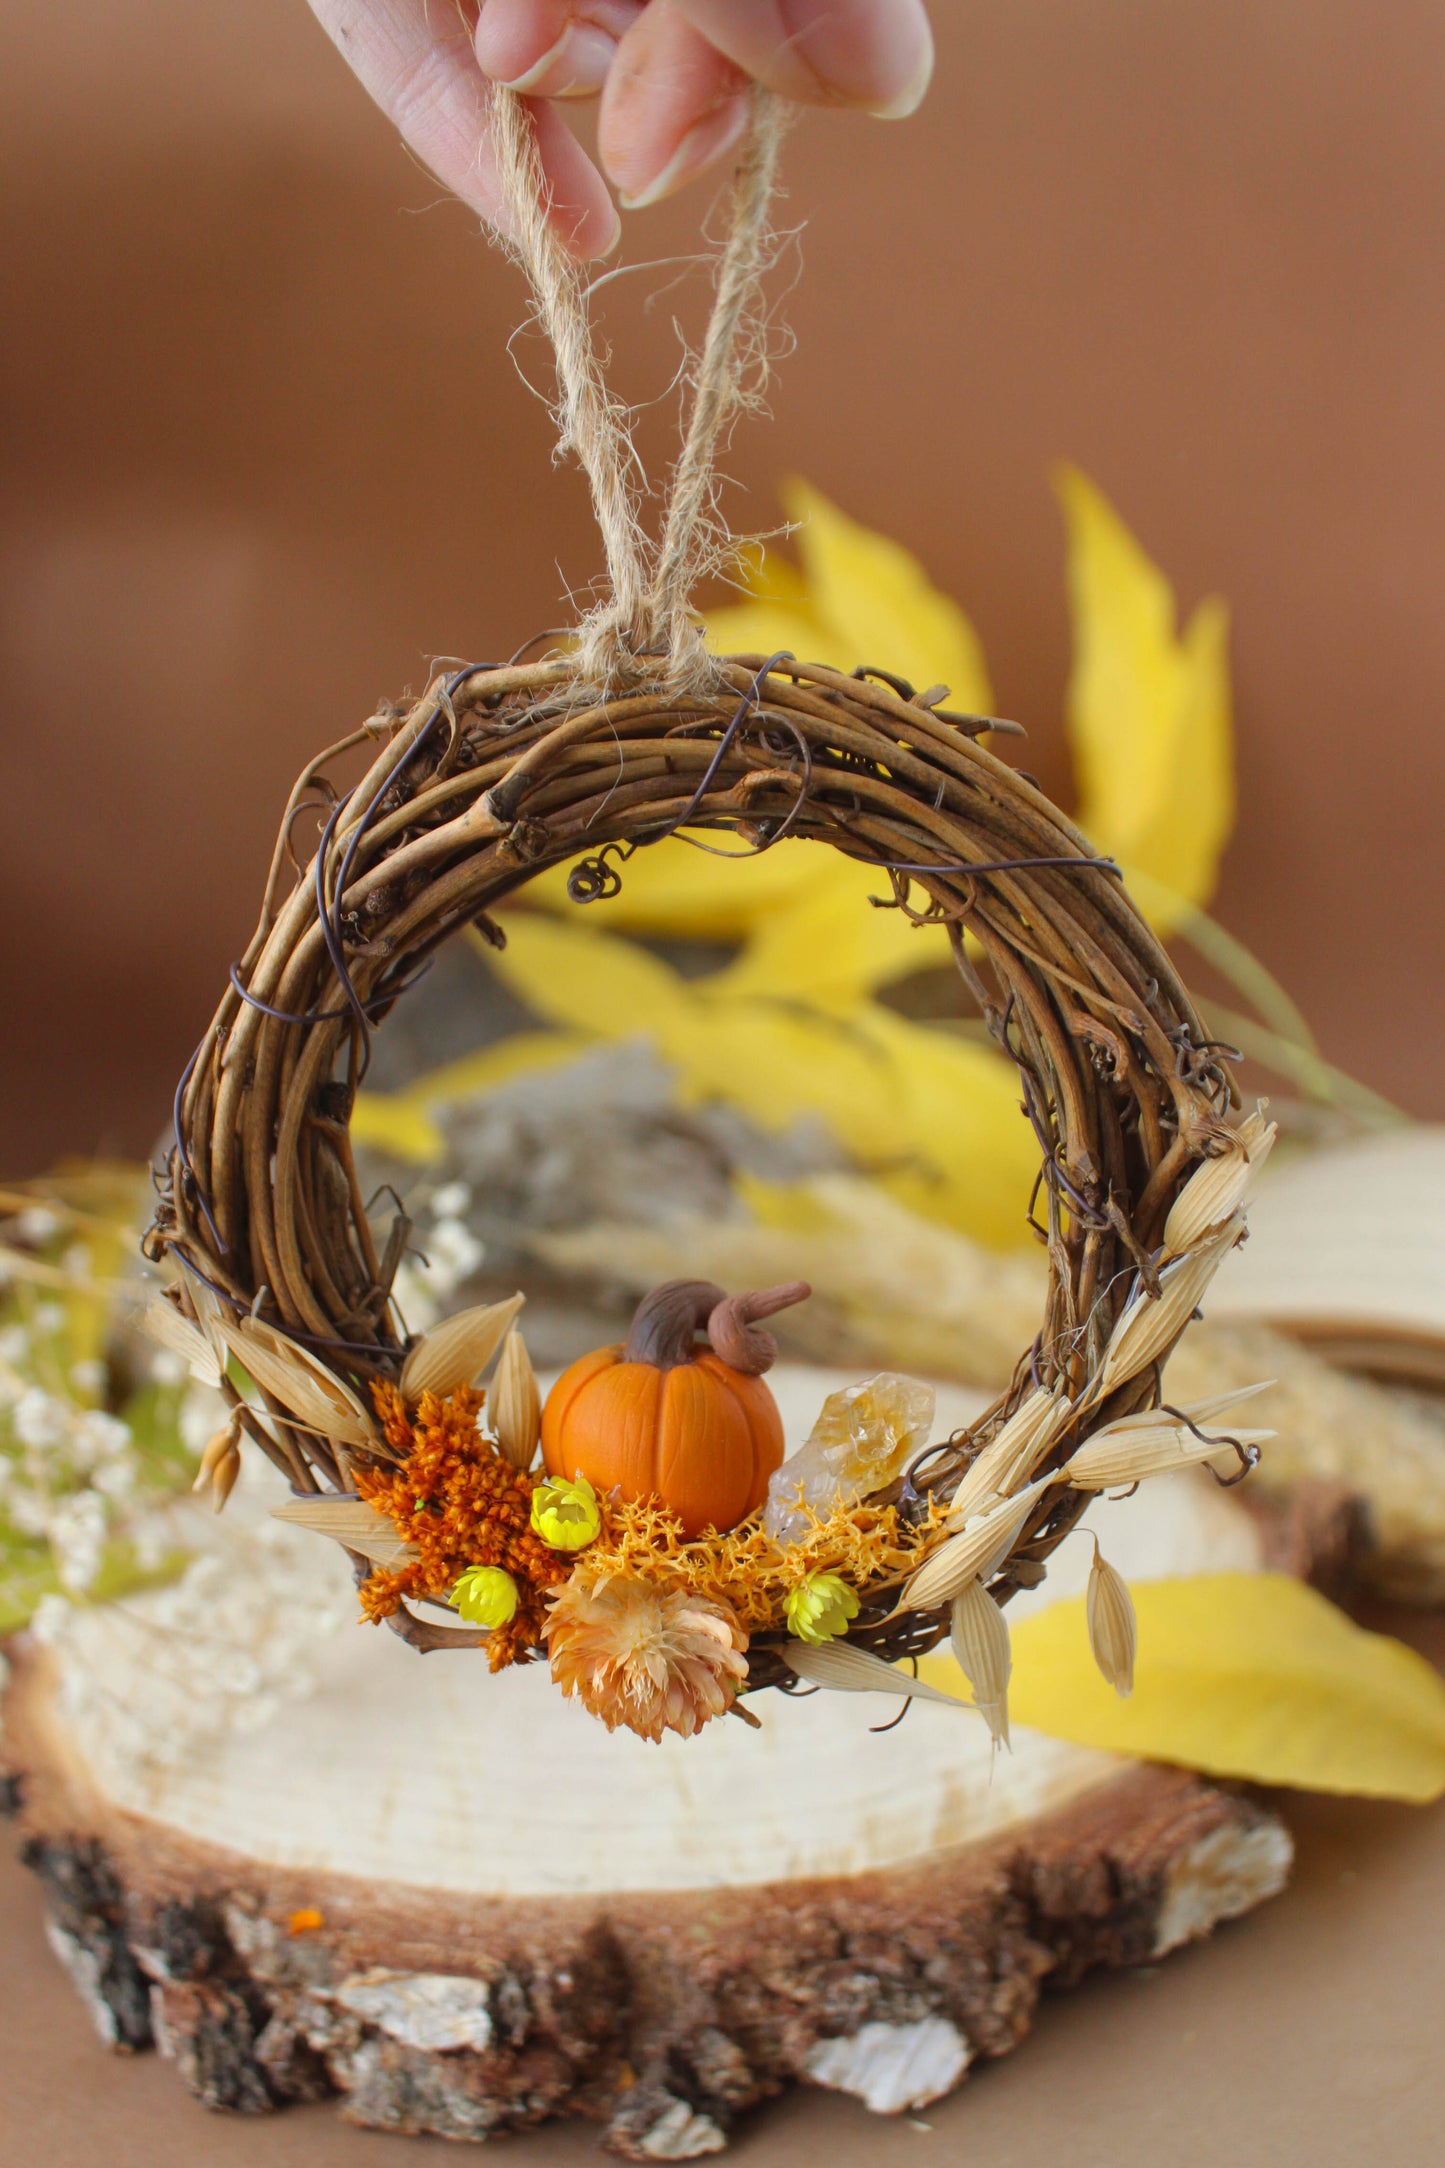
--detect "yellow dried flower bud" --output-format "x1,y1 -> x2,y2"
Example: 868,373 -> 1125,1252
530,1472 -> 602,1551
785,1571 -> 860,1646
1086,1543 -> 1137,1698
490,1326 -> 541,1470
452,1564 -> 520,1629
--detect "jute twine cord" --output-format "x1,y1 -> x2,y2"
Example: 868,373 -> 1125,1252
491,90 -> 652,664
492,85 -> 789,679
147,104 -> 1240,1681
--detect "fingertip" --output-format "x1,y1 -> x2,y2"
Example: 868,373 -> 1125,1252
674,0 -> 935,117
484,22 -> 619,101
598,2 -> 749,208
615,96 -> 749,211
530,100 -> 622,259
867,11 -> 935,118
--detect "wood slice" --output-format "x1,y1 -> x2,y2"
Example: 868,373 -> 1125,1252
1,1368 -> 1292,2156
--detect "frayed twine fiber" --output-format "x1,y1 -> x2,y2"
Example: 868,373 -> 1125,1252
490,84 -> 789,686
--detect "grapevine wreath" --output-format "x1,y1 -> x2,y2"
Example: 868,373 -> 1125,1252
144,91 -> 1272,1745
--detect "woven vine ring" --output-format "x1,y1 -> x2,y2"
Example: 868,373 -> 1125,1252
147,649 -> 1266,1724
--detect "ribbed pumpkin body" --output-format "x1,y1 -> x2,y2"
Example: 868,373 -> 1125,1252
541,1346 -> 786,1538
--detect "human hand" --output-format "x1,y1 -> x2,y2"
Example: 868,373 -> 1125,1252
307,2 -> 934,259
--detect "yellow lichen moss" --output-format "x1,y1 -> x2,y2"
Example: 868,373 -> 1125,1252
583,1486 -> 947,1634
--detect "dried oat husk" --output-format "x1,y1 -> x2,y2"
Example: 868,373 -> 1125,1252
490,1325 -> 542,1470
950,1579 -> 1012,1748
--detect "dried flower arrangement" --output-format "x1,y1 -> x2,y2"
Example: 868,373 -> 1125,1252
139,89 -> 1280,1747
139,640 -> 1282,1738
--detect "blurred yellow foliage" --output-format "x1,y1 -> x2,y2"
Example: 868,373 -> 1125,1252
1056,465 -> 1233,934
917,1572 -> 1445,1802
358,473 -> 1241,1245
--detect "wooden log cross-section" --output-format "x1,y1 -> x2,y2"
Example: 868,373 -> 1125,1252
1,1371 -> 1294,2157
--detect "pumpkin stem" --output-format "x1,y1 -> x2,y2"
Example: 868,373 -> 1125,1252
707,1281 -> 812,1377
624,1280 -> 728,1369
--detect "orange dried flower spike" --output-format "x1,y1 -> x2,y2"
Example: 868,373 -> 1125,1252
355,1383 -> 563,1669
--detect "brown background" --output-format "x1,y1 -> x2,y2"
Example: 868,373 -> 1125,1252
2,0 -> 1444,1172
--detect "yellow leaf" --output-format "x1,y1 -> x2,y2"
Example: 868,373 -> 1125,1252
855,1004 -> 1037,1249
480,915 -> 1040,1248
716,857 -> 953,1004
1057,464 -> 1234,933
402,1023 -> 593,1110
917,1572 -> 1445,1802
486,913 -> 689,1037
350,1095 -> 446,1167
704,595 -> 831,667
522,837 -> 830,943
783,479 -> 994,715
482,913 -> 900,1151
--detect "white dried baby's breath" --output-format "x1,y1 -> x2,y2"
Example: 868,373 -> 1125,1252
902,1477 -> 1053,1612
1163,1108 -> 1276,1258
946,1386 -> 1073,1527
1088,1216 -> 1244,1404
949,1579 -> 1011,1749
490,1325 -> 541,1470
1065,1419 -> 1274,1491
785,1641 -> 972,1708
400,1294 -> 524,1405
1086,1545 -> 1137,1697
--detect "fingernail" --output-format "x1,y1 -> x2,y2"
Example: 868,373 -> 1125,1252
500,23 -> 617,99
867,18 -> 936,119
618,99 -> 750,212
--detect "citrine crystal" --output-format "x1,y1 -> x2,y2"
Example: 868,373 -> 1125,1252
764,1373 -> 936,1542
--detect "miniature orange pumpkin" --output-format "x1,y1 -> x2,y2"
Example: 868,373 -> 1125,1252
541,1279 -> 811,1538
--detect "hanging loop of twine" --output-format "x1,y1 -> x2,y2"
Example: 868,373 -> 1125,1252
490,84 -> 789,684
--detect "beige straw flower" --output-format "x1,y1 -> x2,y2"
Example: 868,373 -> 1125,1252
545,1570 -> 748,1742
